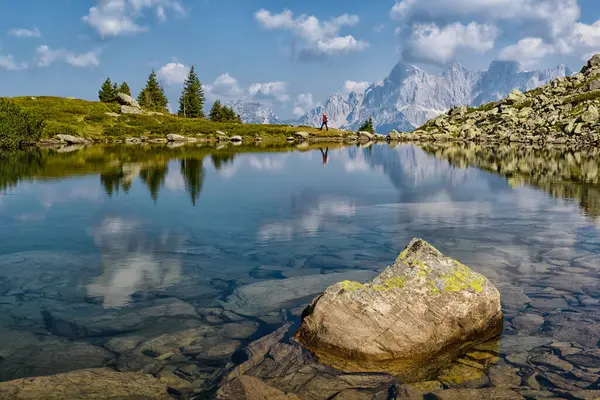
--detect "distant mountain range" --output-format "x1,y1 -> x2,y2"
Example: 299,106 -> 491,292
229,60 -> 572,132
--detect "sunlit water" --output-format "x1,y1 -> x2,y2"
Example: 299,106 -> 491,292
0,142 -> 598,393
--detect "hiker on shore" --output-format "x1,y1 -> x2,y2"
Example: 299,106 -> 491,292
320,113 -> 328,131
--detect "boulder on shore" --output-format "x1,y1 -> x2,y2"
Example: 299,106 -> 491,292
166,133 -> 186,142
120,105 -> 142,115
116,92 -> 141,109
296,238 -> 503,382
294,131 -> 309,142
358,131 -> 374,141
56,134 -> 88,145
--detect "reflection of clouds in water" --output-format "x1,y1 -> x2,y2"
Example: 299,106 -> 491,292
86,217 -> 184,308
16,213 -> 46,223
337,148 -> 382,173
164,167 -> 185,192
39,184 -> 104,208
258,198 -> 356,241
216,154 -> 289,178
248,155 -> 286,171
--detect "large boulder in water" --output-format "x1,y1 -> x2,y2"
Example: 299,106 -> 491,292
296,238 -> 503,381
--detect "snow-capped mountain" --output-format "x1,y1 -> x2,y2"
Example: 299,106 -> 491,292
299,60 -> 573,133
226,100 -> 283,125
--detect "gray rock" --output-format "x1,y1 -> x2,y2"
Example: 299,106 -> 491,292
0,368 -> 172,400
507,89 -> 526,103
56,134 -> 87,144
511,313 -> 545,335
487,363 -> 521,388
564,350 -> 600,368
116,92 -> 141,108
222,270 -> 378,317
530,353 -> 574,372
589,80 -> 600,91
296,239 -> 502,381
166,133 -> 186,142
358,131 -> 373,141
388,130 -> 402,140
429,388 -> 524,400
500,335 -> 553,354
294,131 -> 309,141
216,376 -> 301,400
230,135 -> 242,142
121,105 -> 142,114
580,105 -> 599,123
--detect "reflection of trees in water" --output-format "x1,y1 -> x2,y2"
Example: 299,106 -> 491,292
139,164 -> 168,203
0,149 -> 44,191
180,158 -> 205,206
211,153 -> 236,171
420,142 -> 600,219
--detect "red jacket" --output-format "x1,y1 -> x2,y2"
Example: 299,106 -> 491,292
322,114 -> 328,123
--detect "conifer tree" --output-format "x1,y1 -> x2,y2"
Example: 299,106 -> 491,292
223,106 -> 241,123
138,70 -> 168,111
178,65 -> 205,118
119,81 -> 132,96
358,116 -> 375,133
209,100 -> 223,122
99,77 -> 115,103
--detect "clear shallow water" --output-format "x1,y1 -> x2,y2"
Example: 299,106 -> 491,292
0,142 -> 599,394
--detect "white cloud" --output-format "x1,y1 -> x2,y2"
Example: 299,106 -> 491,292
374,24 -> 385,33
36,45 -> 101,68
83,0 -> 185,37
158,62 -> 187,85
206,73 -> 291,107
390,0 -> 600,65
0,55 -> 27,71
206,73 -> 245,100
249,81 -> 290,102
498,37 -> 556,61
8,28 -> 41,38
255,9 -> 369,60
342,80 -> 369,95
404,22 -> 499,65
293,93 -> 314,116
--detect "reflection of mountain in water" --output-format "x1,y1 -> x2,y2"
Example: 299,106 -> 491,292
349,144 -> 508,202
420,142 -> 600,219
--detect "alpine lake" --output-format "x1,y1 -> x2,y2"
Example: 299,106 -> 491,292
0,140 -> 599,399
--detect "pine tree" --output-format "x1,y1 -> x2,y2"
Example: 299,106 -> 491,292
223,106 -> 241,123
209,100 -> 223,122
359,117 -> 375,134
119,81 -> 132,96
99,77 -> 114,103
178,65 -> 205,118
138,70 -> 168,111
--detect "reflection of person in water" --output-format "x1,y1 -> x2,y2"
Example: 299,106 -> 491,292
320,147 -> 329,165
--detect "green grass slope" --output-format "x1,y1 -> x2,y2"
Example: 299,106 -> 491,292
5,96 -> 347,141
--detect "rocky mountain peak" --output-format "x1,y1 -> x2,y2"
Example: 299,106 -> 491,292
408,53 -> 600,145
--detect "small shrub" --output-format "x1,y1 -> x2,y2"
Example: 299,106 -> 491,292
43,121 -> 79,137
0,99 -> 45,149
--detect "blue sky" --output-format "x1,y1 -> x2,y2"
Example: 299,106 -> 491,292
1,0 -> 600,118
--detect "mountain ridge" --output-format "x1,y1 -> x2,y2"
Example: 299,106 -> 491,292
230,60 -> 573,133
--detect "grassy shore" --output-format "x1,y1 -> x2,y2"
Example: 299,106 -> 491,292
6,96 -> 348,142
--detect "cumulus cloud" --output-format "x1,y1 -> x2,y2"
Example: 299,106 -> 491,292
255,9 -> 369,61
8,28 -> 41,38
249,81 -> 290,102
83,0 -> 185,37
498,37 -> 557,61
391,0 -> 600,65
36,45 -> 101,68
205,73 -> 245,100
403,22 -> 498,65
158,62 -> 187,85
342,80 -> 369,95
0,55 -> 27,71
293,93 -> 314,116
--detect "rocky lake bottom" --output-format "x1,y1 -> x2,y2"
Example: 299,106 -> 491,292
0,142 -> 599,399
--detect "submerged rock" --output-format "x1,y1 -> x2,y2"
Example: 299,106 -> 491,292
216,375 -> 301,400
296,238 -> 503,381
0,368 -> 171,399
